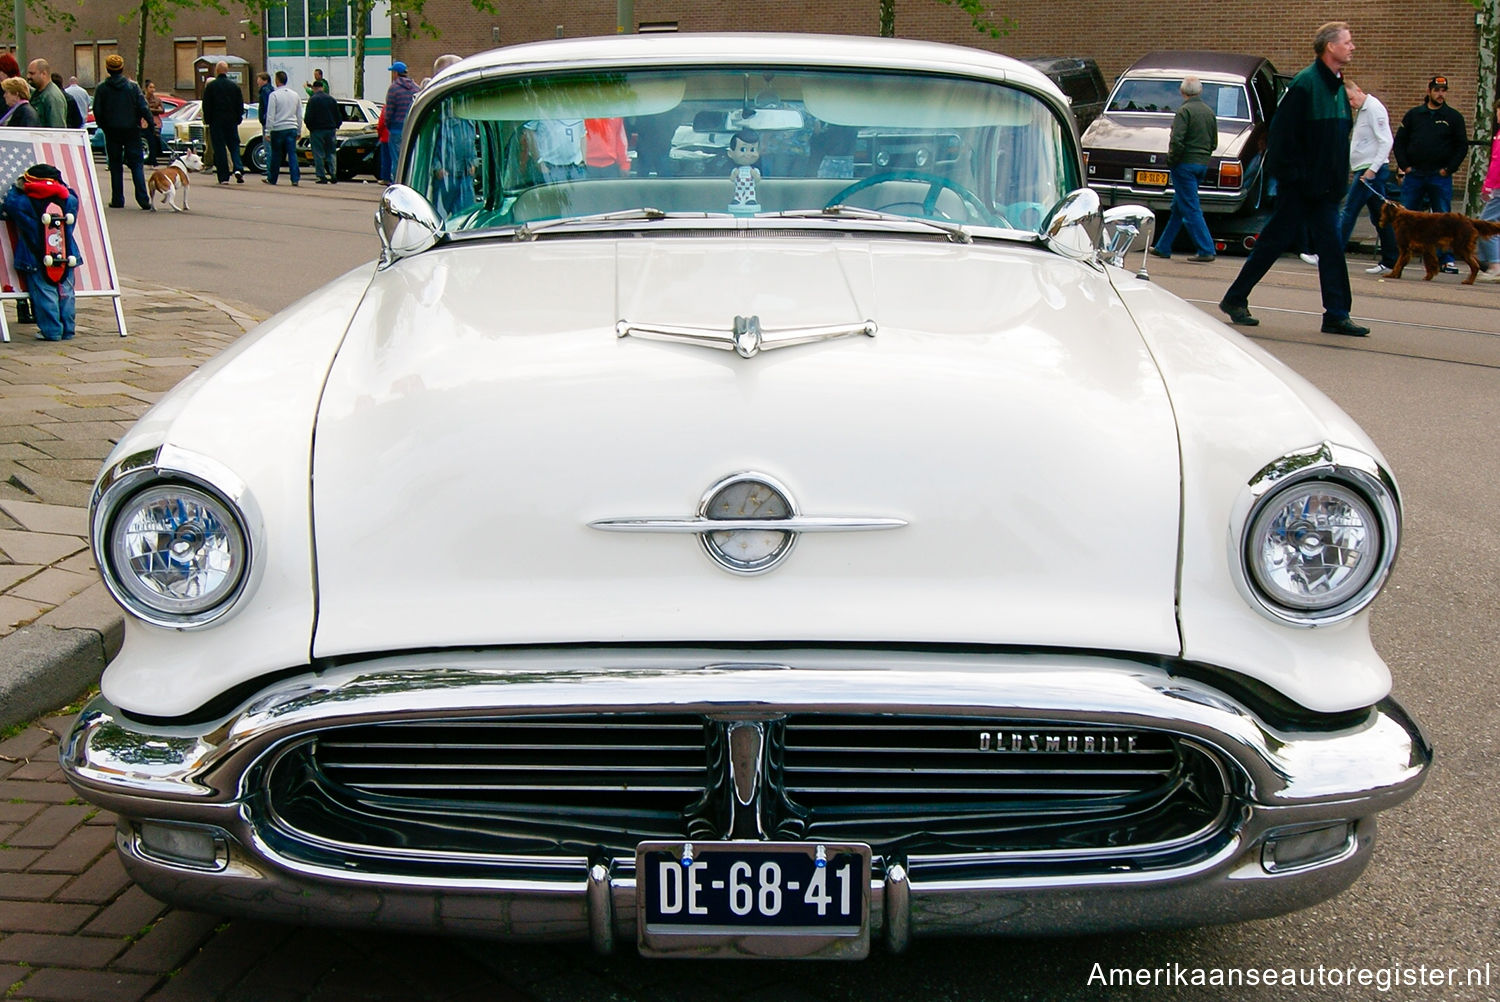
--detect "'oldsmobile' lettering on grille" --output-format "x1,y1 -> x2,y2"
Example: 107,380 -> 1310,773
979,731 -> 1141,753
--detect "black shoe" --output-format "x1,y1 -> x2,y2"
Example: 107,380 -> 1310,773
107,201 -> 124,208
1191,253 -> 1216,262
1148,247 -> 1171,260
235,171 -> 244,183
1321,317 -> 1370,337
315,178 -> 329,184
1218,299 -> 1258,326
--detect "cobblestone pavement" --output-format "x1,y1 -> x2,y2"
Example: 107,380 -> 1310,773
0,287 -> 251,644
0,716 -> 549,1002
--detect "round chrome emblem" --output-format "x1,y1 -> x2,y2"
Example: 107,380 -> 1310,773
698,473 -> 798,574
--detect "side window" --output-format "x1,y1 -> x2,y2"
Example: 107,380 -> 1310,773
1251,70 -> 1276,123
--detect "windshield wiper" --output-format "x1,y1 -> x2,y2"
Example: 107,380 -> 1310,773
773,205 -> 972,244
515,208 -> 673,240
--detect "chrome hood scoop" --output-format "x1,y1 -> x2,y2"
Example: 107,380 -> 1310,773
310,236 -> 1182,659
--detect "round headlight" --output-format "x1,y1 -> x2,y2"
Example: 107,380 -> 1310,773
1246,479 -> 1381,615
107,483 -> 248,621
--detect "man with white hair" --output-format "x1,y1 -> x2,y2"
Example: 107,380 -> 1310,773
1150,74 -> 1217,262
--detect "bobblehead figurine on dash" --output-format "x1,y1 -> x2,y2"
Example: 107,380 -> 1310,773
727,128 -> 761,214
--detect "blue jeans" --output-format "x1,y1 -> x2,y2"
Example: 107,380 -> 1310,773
1340,164 -> 1396,267
1155,163 -> 1214,256
387,127 -> 404,182
1401,171 -> 1453,264
267,129 -> 300,185
1224,189 -> 1351,322
1480,193 -> 1500,266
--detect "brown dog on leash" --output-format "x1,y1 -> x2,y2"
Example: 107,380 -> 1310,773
1378,200 -> 1500,284
146,152 -> 205,212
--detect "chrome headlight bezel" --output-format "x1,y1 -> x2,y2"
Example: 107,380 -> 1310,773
91,447 -> 262,630
1234,443 -> 1401,627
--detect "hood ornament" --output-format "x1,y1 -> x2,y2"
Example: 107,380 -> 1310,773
589,471 -> 906,574
616,316 -> 876,359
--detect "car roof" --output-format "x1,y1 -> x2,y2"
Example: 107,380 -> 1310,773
429,33 -> 1058,95
1121,51 -> 1271,80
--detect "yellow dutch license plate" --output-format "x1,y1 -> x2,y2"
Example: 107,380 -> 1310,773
1135,170 -> 1170,186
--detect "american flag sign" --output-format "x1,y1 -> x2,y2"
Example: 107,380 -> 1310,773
0,128 -> 123,335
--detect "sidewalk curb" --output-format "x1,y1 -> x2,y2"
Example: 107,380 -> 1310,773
0,624 -> 109,730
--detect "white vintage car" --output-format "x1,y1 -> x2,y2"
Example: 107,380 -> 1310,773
62,34 -> 1428,960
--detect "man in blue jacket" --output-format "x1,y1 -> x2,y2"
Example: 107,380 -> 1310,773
1219,22 -> 1368,337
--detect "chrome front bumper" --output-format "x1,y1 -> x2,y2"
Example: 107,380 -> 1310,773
61,649 -> 1430,954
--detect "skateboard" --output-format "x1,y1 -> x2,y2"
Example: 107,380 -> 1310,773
40,200 -> 77,284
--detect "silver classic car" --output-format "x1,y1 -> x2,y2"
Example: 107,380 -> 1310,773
62,34 -> 1428,960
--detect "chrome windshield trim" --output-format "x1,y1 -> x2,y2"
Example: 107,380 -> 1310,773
616,317 -> 877,359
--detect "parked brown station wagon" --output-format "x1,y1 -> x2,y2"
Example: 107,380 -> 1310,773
1082,51 -> 1285,248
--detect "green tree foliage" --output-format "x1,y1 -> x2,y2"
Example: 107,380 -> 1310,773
879,0 -> 1013,39
349,0 -> 496,98
117,0 -> 284,83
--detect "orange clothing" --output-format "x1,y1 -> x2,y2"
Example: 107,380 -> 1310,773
585,118 -> 630,173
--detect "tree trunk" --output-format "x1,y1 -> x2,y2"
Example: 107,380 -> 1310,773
136,0 -> 150,83
1468,0 -> 1498,214
353,0 -> 369,99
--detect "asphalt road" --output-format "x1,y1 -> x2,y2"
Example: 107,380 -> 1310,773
101,184 -> 1500,1000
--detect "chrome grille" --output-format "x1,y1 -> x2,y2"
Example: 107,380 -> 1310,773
263,711 -> 1229,866
778,715 -> 1226,854
268,714 -> 710,857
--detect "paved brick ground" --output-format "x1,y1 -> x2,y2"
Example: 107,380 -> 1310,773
0,717 -> 547,1002
0,287 -> 251,643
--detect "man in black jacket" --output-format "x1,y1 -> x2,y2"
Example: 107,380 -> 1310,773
1394,75 -> 1469,272
203,62 -> 247,184
92,54 -> 153,210
1220,22 -> 1367,336
303,79 -> 341,183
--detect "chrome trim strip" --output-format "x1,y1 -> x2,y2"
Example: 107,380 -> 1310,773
589,516 -> 907,533
616,318 -> 877,359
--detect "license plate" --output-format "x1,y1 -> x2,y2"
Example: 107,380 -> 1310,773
637,841 -> 871,959
1135,169 -> 1170,186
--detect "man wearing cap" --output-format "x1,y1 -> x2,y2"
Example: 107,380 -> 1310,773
383,61 -> 419,181
92,54 -> 153,210
1394,75 -> 1469,272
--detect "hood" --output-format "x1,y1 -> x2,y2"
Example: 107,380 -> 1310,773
309,236 -> 1183,658
1082,114 -> 1253,158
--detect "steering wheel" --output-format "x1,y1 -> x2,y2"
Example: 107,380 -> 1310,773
824,170 -> 996,225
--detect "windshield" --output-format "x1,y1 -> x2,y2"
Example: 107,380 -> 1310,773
1107,78 -> 1250,119
405,66 -> 1077,235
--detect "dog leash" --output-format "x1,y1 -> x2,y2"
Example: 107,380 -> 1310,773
1358,177 -> 1390,203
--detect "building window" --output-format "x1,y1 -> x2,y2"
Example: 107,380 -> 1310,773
74,44 -> 96,87
174,41 -> 197,90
